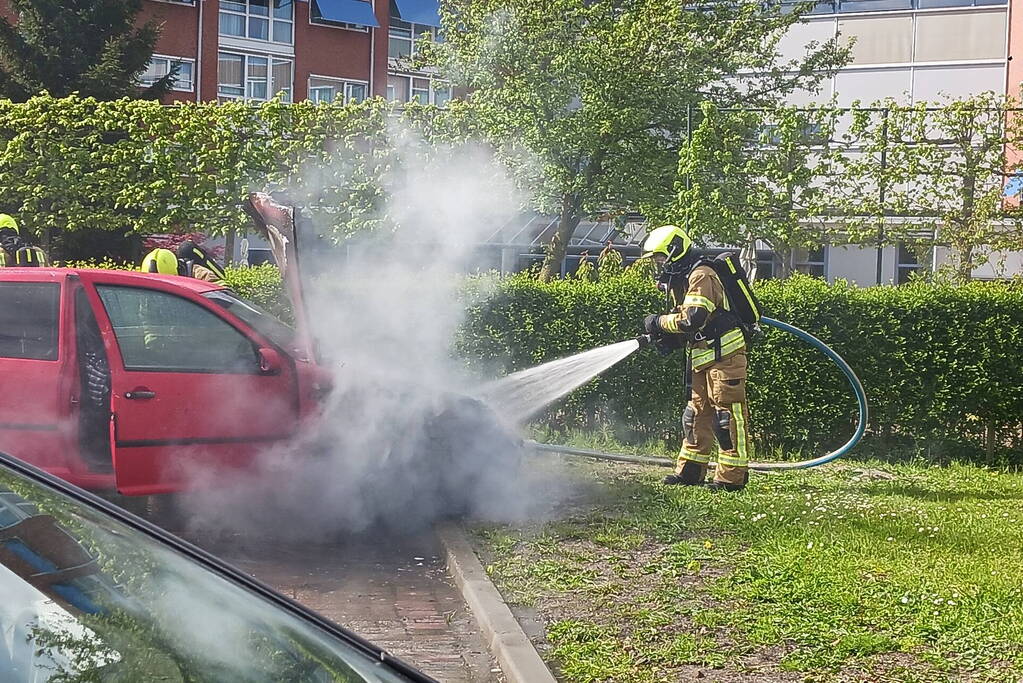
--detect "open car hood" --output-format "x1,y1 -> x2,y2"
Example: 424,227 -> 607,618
243,192 -> 315,362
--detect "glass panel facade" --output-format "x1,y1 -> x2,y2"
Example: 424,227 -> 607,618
386,74 -> 451,106
141,57 -> 194,92
219,12 -> 245,36
219,0 -> 293,44
800,0 -> 1003,11
218,52 -> 292,102
308,77 -> 369,104
792,246 -> 828,278
387,75 -> 409,102
388,17 -> 436,59
347,82 -> 368,102
217,53 -> 244,96
272,58 -> 293,101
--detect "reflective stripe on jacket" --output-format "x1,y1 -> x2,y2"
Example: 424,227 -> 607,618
690,328 -> 745,370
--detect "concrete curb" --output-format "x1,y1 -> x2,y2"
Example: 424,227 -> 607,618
437,524 -> 557,683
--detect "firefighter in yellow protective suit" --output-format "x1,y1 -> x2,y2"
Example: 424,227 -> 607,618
641,225 -> 751,492
140,241 -> 225,284
0,214 -> 48,267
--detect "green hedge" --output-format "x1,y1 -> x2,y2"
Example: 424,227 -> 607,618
460,273 -> 1023,461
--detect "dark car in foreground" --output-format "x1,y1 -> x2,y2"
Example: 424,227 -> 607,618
0,449 -> 434,683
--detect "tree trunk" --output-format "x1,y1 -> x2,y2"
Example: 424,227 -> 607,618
769,242 -> 793,279
538,195 -> 581,282
956,243 -> 974,283
224,227 -> 236,266
956,172 -> 977,283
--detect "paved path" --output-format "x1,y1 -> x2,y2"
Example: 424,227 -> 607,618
184,529 -> 502,683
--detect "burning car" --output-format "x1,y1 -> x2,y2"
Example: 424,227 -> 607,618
0,195 -> 526,531
0,195 -> 329,496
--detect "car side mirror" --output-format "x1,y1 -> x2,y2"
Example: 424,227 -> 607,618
257,347 -> 283,375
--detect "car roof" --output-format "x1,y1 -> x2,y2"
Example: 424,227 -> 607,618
0,267 -> 225,293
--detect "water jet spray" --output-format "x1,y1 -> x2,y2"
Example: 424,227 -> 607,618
499,318 -> 867,472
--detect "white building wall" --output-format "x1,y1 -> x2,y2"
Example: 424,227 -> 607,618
779,5 -> 1013,283
933,246 -> 1023,278
826,244 -> 887,284
780,7 -> 1008,106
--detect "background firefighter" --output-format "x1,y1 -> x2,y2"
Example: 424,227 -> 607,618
641,225 -> 751,492
0,213 -> 48,267
139,242 -> 225,284
176,240 -> 226,284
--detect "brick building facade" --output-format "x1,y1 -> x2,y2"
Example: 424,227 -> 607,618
37,0 -> 447,106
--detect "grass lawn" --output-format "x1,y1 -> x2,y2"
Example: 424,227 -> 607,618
472,455 -> 1023,682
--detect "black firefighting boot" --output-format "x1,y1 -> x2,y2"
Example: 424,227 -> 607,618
706,468 -> 749,492
663,460 -> 707,486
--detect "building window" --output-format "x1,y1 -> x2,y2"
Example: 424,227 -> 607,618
792,246 -> 827,278
218,52 -> 293,102
388,18 -> 435,61
220,0 -> 293,44
141,56 -> 195,92
308,76 -> 368,104
433,84 -> 451,107
410,77 -> 430,104
386,75 -> 451,106
896,243 -> 927,284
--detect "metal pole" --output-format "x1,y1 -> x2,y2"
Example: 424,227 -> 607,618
875,107 -> 889,285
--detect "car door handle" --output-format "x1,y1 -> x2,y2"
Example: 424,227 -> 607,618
125,389 -> 156,400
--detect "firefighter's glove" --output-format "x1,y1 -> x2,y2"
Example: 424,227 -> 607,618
642,315 -> 681,356
643,314 -> 664,336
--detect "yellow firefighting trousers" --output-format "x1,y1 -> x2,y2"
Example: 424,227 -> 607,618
677,350 -> 751,486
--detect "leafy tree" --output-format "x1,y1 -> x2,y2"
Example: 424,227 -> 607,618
0,0 -> 174,101
831,93 -> 1023,282
427,0 -> 848,280
677,102 -> 845,276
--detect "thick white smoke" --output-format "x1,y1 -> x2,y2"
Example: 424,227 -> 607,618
180,129 -> 570,540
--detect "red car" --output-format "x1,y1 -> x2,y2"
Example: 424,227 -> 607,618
0,195 -> 329,496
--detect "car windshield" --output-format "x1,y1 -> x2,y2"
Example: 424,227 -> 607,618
0,459 -> 418,683
203,290 -> 296,352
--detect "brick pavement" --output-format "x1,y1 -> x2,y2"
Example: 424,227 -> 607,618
186,530 -> 502,683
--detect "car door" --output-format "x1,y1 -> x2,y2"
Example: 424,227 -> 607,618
79,275 -> 300,495
0,272 -> 78,477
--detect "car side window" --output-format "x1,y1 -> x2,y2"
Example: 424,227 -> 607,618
0,282 -> 59,361
95,285 -> 259,373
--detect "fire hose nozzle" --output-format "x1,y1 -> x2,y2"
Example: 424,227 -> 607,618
636,334 -> 654,350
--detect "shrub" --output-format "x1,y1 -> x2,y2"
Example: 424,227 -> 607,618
57,258 -> 136,270
221,264 -> 291,323
461,272 -> 1023,462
